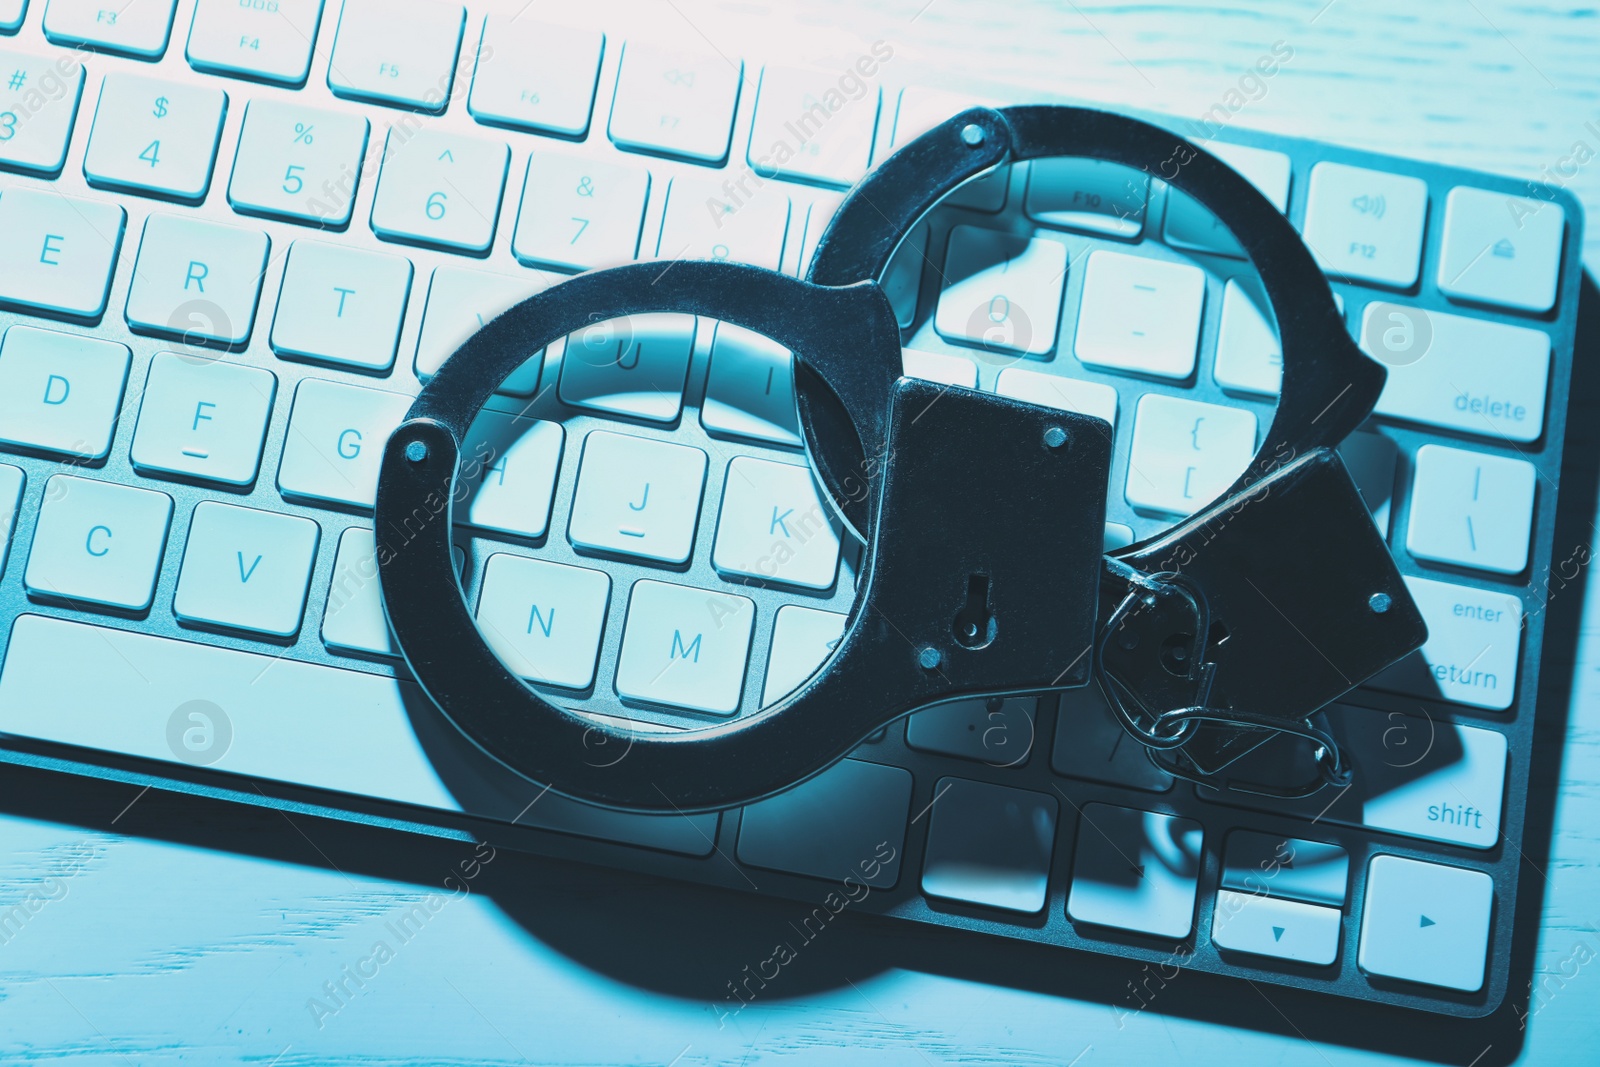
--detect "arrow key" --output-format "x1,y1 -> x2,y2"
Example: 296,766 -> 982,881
1358,854 -> 1494,992
1212,890 -> 1341,965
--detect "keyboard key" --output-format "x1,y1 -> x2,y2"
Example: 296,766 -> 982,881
1338,429 -> 1398,536
614,578 -> 753,714
701,323 -> 802,447
657,174 -> 789,270
370,128 -> 508,253
1024,158 -> 1148,239
922,777 -> 1056,912
25,475 -> 172,610
1220,831 -> 1348,905
1358,856 -> 1493,992
45,0 -> 176,58
738,758 -> 910,886
414,265 -> 550,395
271,240 -> 413,371
1438,187 -> 1564,313
1301,162 -> 1428,288
1163,141 -> 1292,258
0,48 -> 84,174
1103,522 -> 1134,551
1124,394 -> 1256,515
1205,706 -> 1508,850
746,65 -> 879,187
607,43 -> 741,163
907,697 -> 1036,767
1406,444 -> 1535,574
902,348 -> 976,388
1074,249 -> 1205,379
322,526 -> 393,655
0,1 -> 24,32
0,462 -> 20,578
568,430 -> 706,564
1066,805 -> 1203,939
712,456 -> 841,590
468,16 -> 603,137
1374,576 -> 1521,710
0,613 -> 718,855
933,225 -> 1065,357
1211,891 -> 1340,966
187,0 -> 324,85
0,325 -> 129,459
1053,684 -> 1172,792
458,411 -> 563,539
130,351 -> 276,486
1362,305 -> 1549,444
327,0 -> 465,111
1213,278 -> 1280,396
994,366 -> 1118,433
558,313 -> 695,422
0,186 -> 124,317
276,377 -> 411,509
228,100 -> 369,227
125,214 -> 269,345
173,501 -> 319,638
761,604 -> 844,705
512,152 -> 648,271
475,553 -> 610,689
84,74 -> 226,201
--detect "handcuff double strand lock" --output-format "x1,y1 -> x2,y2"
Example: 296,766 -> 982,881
374,105 -> 1429,814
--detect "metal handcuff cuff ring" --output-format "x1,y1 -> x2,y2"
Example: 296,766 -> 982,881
375,105 -> 1429,813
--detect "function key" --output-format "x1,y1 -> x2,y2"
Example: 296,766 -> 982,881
228,100 -> 370,227
922,777 -> 1057,913
1301,162 -> 1428,288
1164,141 -> 1292,258
45,0 -> 177,59
187,0 -> 325,86
1073,249 -> 1205,378
1373,575 -> 1521,711
891,87 -> 1006,211
0,1 -> 24,33
738,757 -> 911,885
327,0 -> 465,112
1405,443 -> 1536,575
746,65 -> 879,188
1437,187 -> 1564,313
933,225 -> 1065,357
1357,855 -> 1493,992
1066,804 -> 1203,938
1024,158 -> 1149,239
0,48 -> 84,175
607,42 -> 741,163
613,579 -> 752,714
83,75 -> 227,202
468,16 -> 603,137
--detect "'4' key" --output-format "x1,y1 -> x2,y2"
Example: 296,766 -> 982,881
84,74 -> 226,201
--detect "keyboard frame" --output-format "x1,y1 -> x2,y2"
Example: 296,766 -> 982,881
0,0 -> 1586,1022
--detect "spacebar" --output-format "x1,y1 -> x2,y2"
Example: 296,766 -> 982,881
0,615 -> 717,855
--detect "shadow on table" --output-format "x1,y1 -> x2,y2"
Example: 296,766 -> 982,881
2,276 -> 1594,1067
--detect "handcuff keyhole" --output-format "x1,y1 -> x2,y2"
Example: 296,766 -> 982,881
953,573 -> 997,649
1159,632 -> 1195,676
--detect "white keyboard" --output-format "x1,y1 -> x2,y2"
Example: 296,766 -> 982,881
0,0 -> 1584,1022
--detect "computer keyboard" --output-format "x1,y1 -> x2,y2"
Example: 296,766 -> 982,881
0,0 -> 1584,1023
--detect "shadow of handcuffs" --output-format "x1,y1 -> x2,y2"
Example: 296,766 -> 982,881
375,106 -> 1428,814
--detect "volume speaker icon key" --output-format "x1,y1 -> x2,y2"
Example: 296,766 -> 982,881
1351,193 -> 1387,219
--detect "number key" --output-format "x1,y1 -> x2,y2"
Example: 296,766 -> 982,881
0,47 -> 85,175
229,99 -> 369,227
512,151 -> 648,271
370,128 -> 507,253
84,74 -> 226,201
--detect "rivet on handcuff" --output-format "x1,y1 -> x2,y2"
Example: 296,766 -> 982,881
374,105 -> 1428,814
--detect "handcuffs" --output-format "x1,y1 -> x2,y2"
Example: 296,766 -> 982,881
374,105 -> 1429,814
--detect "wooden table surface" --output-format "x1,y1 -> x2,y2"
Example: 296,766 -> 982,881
5,1 -> 1600,1063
